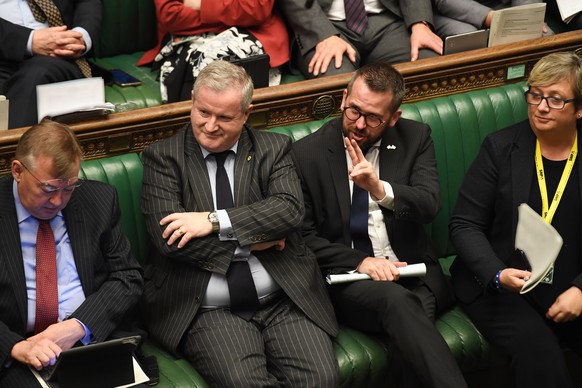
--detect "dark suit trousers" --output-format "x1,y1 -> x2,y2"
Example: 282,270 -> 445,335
179,294 -> 339,388
461,291 -> 582,388
293,12 -> 439,78
0,55 -> 83,129
329,279 -> 467,388
0,361 -> 43,388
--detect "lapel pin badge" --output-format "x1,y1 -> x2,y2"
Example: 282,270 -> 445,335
386,145 -> 396,150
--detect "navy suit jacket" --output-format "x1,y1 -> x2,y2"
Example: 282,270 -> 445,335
292,117 -> 454,313
0,177 -> 143,367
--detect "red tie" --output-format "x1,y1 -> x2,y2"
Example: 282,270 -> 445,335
34,219 -> 59,334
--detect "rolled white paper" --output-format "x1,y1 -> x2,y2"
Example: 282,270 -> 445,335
326,263 -> 427,284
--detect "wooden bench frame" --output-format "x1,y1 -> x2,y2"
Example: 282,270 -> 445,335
0,31 -> 581,175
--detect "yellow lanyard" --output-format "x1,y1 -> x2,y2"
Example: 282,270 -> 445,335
535,132 -> 578,224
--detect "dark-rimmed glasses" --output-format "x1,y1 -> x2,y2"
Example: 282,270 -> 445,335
343,107 -> 386,128
524,90 -> 577,110
20,162 -> 84,194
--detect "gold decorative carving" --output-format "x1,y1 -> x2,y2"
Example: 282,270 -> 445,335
312,95 -> 337,120
404,67 -> 509,102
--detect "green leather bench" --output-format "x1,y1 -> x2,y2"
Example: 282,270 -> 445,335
78,82 -> 530,387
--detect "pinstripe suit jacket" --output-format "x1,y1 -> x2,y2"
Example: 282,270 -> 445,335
0,177 -> 144,367
292,118 -> 455,313
141,125 -> 338,355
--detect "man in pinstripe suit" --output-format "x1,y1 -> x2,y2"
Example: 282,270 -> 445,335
141,61 -> 339,387
0,120 -> 144,387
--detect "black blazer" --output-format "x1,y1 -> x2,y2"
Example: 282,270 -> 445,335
450,120 -> 582,303
141,125 -> 338,355
292,117 -> 454,313
0,177 -> 144,366
0,0 -> 102,62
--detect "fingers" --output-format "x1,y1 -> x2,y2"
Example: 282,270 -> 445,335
357,257 -> 400,282
165,225 -> 187,246
346,45 -> 358,64
12,339 -> 61,370
309,36 -> 351,76
344,137 -> 364,165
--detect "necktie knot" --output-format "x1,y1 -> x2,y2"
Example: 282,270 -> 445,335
211,151 -> 233,167
210,151 -> 234,210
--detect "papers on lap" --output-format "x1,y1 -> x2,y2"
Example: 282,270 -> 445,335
555,0 -> 582,23
515,203 -> 563,294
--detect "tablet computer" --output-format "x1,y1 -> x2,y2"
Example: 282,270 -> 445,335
444,29 -> 489,55
36,336 -> 141,388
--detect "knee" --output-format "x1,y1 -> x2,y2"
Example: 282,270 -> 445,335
15,56 -> 82,84
308,359 -> 340,388
377,286 -> 426,320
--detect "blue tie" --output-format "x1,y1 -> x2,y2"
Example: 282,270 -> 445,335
212,151 -> 259,320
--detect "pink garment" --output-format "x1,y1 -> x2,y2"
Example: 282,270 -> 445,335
138,0 -> 289,67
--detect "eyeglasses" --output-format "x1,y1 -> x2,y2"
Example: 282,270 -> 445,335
20,162 -> 83,194
524,90 -> 577,110
343,107 -> 386,128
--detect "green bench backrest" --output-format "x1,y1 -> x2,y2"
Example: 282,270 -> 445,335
94,0 -> 156,58
402,83 -> 528,257
79,154 -> 149,262
79,82 -> 528,265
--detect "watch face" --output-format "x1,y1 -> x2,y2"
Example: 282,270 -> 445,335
208,212 -> 220,232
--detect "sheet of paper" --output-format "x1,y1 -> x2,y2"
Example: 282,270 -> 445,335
515,203 -> 563,294
555,0 -> 582,23
0,95 -> 7,130
488,3 -> 546,47
36,77 -> 110,122
326,263 -> 427,284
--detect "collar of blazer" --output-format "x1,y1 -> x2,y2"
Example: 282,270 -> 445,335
0,177 -> 29,326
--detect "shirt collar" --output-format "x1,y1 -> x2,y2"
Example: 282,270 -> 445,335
200,141 -> 239,159
12,179 -> 63,224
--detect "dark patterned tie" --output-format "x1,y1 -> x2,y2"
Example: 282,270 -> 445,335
344,0 -> 368,35
34,219 -> 59,334
28,0 -> 92,78
212,151 -> 259,321
349,147 -> 374,256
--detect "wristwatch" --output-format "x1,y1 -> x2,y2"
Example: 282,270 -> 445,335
208,211 -> 220,233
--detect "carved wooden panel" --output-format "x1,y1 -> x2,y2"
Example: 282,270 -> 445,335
0,31 -> 580,176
